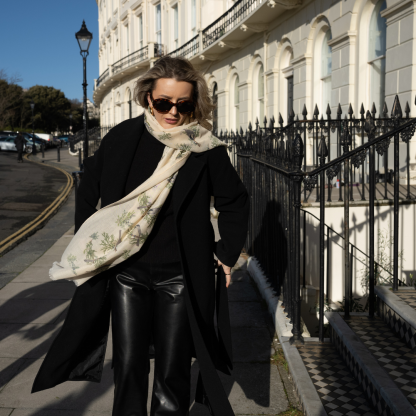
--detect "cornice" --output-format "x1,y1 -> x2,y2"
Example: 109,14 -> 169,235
381,0 -> 414,25
327,30 -> 357,51
131,0 -> 142,10
290,53 -> 312,67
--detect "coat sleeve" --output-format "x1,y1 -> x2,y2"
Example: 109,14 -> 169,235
207,146 -> 249,267
74,136 -> 108,234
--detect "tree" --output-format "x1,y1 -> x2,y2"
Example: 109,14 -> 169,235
25,85 -> 72,133
0,70 -> 24,129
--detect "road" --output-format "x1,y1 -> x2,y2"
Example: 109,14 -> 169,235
0,151 -> 67,243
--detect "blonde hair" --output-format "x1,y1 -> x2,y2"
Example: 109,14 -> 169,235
133,56 -> 215,130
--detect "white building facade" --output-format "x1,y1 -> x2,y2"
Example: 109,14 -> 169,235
93,0 -> 416,168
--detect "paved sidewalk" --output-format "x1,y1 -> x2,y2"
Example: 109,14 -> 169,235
0,222 -> 301,415
30,146 -> 81,174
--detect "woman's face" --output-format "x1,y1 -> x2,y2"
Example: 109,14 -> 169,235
147,78 -> 194,129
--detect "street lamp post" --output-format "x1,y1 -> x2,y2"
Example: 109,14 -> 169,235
30,101 -> 36,155
69,113 -> 73,137
75,21 -> 93,160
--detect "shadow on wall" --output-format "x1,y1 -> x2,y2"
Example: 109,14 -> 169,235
248,200 -> 288,297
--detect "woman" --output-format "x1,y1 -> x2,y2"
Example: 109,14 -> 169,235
32,56 -> 249,416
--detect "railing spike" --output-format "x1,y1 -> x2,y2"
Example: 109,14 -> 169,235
302,104 -> 308,118
383,102 -> 388,116
337,103 -> 342,117
348,103 -> 353,115
320,114 -> 324,121
255,117 -> 259,125
371,102 -> 377,115
290,108 -> 295,118
296,114 -> 299,121
278,113 -> 284,125
248,121 -> 252,131
219,129 -> 223,138
405,101 -> 410,118
314,104 -> 319,117
317,137 -> 328,158
271,115 -> 275,124
326,103 -> 331,116
360,103 -> 365,116
391,95 -> 402,119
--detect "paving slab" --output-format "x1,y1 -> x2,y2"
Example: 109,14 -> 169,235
231,327 -> 274,363
227,281 -> 259,302
0,409 -> 13,416
0,299 -> 70,325
229,301 -> 273,328
0,323 -> 62,359
0,282 -> 75,300
0,358 -> 26,391
12,268 -> 53,284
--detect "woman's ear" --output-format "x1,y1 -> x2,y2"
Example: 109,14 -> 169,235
146,93 -> 152,108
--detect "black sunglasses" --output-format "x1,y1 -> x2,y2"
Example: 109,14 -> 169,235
150,95 -> 195,115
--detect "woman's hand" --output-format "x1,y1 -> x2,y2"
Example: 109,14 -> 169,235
217,259 -> 232,288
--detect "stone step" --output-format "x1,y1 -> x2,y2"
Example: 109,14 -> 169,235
325,312 -> 416,416
297,342 -> 378,415
376,286 -> 416,350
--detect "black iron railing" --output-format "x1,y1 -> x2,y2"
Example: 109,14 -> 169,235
202,0 -> 263,48
96,68 -> 109,88
113,45 -> 149,75
168,35 -> 199,60
218,94 -> 416,345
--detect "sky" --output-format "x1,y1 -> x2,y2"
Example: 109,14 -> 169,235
0,0 -> 99,102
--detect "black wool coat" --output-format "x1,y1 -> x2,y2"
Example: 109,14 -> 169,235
14,135 -> 25,151
32,115 -> 249,415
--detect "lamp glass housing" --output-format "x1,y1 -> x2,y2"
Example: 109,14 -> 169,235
75,21 -> 93,53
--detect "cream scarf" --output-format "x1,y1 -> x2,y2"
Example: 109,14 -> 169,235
49,109 -> 227,286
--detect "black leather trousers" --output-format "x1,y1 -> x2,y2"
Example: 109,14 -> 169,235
110,260 -> 193,416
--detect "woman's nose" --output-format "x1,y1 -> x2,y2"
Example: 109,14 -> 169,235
169,105 -> 178,116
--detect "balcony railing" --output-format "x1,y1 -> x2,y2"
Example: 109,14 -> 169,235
202,0 -> 263,49
113,45 -> 149,75
168,35 -> 199,60
112,43 -> 165,76
96,68 -> 109,88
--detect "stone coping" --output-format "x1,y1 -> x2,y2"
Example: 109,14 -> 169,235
375,286 -> 416,331
325,311 -> 416,416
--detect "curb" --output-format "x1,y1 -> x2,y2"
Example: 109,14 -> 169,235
0,154 -> 73,257
247,256 -> 328,416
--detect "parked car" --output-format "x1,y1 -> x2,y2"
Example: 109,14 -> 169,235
3,136 -> 36,153
0,137 -> 18,152
25,133 -> 44,147
23,137 -> 41,152
58,135 -> 70,144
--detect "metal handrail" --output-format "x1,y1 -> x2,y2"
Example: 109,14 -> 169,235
300,208 -> 404,285
202,0 -> 264,48
168,35 -> 199,60
113,45 -> 149,75
96,68 -> 109,88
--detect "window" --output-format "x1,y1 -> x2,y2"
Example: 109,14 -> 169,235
155,4 -> 162,45
173,5 -> 179,50
125,24 -> 130,55
369,0 -> 387,112
233,75 -> 240,131
191,0 -> 196,36
287,76 -> 293,121
321,30 -> 332,110
138,14 -> 143,49
257,65 -> 264,123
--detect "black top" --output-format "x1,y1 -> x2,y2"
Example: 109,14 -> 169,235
123,127 -> 180,263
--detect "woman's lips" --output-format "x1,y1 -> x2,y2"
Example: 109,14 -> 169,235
164,118 -> 178,124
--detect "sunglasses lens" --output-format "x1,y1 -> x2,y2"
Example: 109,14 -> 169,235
176,101 -> 195,114
153,100 -> 172,113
